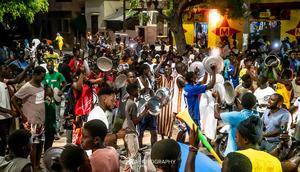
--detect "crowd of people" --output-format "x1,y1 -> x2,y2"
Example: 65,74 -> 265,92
0,31 -> 300,172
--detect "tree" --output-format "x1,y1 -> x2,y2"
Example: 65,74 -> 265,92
0,0 -> 48,24
128,0 -> 249,55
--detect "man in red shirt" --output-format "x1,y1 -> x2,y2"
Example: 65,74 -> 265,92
68,47 -> 83,74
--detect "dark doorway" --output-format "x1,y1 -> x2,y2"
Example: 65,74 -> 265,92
91,15 -> 98,35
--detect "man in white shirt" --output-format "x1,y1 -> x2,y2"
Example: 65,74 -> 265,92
254,75 -> 275,115
87,87 -> 125,146
88,87 -> 116,130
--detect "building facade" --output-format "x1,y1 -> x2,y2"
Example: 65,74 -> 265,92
33,0 -> 85,49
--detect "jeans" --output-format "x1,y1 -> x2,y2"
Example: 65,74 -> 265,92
0,118 -> 12,156
260,139 -> 279,153
44,128 -> 55,152
66,129 -> 73,144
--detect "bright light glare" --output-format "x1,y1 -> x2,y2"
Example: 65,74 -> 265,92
211,48 -> 220,56
130,43 -> 135,48
273,42 -> 279,49
209,9 -> 220,26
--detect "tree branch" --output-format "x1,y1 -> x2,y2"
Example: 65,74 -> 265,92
158,9 -> 172,21
177,0 -> 206,15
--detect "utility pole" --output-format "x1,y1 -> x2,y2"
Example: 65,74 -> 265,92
123,0 -> 126,32
242,0 -> 251,51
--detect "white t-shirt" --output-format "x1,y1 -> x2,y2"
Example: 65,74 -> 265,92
0,82 -> 12,120
88,106 -> 109,129
254,86 -> 275,113
293,97 -> 300,123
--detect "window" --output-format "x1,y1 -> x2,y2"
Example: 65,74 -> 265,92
151,12 -> 158,25
56,19 -> 70,33
91,15 -> 98,35
143,11 -> 159,25
57,20 -> 62,32
63,19 -> 70,32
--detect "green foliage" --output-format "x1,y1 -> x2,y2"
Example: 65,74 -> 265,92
126,0 -> 140,17
162,0 -> 173,17
139,12 -> 151,25
0,0 -> 49,23
127,0 -> 152,25
208,0 -> 259,19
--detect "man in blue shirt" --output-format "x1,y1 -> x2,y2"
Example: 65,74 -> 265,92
183,66 -> 216,127
261,93 -> 291,153
213,92 -> 259,156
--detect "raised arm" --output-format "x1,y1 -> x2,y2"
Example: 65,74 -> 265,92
154,54 -> 167,77
6,60 -> 34,85
72,66 -> 85,91
212,91 -> 221,120
185,124 -> 199,172
205,66 -> 217,90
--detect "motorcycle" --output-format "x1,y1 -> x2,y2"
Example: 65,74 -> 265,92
214,123 -> 230,160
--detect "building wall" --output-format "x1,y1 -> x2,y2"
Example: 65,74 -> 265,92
85,0 -> 104,32
35,0 -> 85,49
104,1 -> 123,17
281,9 -> 300,42
85,0 -> 126,33
183,2 -> 300,48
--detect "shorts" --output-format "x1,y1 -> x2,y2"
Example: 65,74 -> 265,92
138,115 -> 157,137
31,124 -> 45,144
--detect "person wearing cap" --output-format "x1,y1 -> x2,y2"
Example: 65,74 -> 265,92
213,92 -> 259,156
